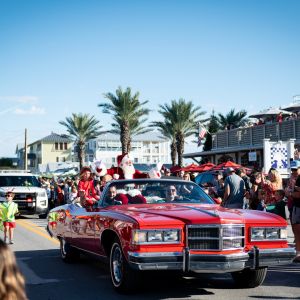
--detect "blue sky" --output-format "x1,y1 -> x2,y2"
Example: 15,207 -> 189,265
1,0 -> 300,157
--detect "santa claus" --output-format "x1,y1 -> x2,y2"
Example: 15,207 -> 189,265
106,153 -> 148,179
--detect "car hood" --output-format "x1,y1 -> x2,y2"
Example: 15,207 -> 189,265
109,203 -> 286,227
0,186 -> 43,193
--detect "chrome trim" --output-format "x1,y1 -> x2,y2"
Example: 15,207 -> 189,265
131,229 -> 181,245
246,247 -> 296,268
186,224 -> 245,251
250,227 -> 287,242
128,251 -> 182,257
128,247 -> 296,272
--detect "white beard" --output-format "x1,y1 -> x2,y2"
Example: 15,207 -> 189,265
122,164 -> 135,179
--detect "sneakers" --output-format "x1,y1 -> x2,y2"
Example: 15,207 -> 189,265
3,238 -> 14,245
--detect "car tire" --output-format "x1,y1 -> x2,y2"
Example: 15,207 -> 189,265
39,213 -> 48,219
60,238 -> 80,263
231,267 -> 267,288
110,238 -> 140,293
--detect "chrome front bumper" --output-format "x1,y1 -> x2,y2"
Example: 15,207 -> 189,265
128,247 -> 296,272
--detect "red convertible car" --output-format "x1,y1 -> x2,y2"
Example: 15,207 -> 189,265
47,179 -> 295,293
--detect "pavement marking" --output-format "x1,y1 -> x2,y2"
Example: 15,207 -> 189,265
20,219 -> 47,232
16,220 -> 59,245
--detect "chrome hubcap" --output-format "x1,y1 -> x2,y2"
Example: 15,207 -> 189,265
112,245 -> 122,284
61,239 -> 66,257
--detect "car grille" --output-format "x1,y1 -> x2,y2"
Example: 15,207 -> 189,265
187,224 -> 244,251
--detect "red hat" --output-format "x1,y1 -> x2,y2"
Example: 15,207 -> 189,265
80,166 -> 92,175
117,153 -> 128,166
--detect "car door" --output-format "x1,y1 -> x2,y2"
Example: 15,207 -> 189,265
69,205 -> 96,252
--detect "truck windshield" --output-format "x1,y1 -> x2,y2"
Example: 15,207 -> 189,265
0,176 -> 40,187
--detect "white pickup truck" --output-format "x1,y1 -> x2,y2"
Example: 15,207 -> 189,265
0,170 -> 48,218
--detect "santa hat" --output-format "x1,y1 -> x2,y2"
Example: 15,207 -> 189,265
80,166 -> 92,175
117,153 -> 129,166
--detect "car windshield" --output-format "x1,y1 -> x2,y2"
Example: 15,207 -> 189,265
101,179 -> 214,207
0,175 -> 40,187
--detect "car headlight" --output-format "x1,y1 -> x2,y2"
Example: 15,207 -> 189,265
132,229 -> 180,244
266,228 -> 280,239
148,231 -> 163,242
251,227 -> 287,241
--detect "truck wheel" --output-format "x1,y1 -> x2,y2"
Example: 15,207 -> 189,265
110,238 -> 140,293
231,267 -> 267,288
39,213 -> 48,219
60,238 -> 80,263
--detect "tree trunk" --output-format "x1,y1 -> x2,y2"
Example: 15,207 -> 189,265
176,132 -> 185,167
78,141 -> 85,170
121,121 -> 129,154
127,136 -> 132,154
170,139 -> 177,166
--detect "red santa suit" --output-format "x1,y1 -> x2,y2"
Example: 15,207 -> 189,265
105,153 -> 148,180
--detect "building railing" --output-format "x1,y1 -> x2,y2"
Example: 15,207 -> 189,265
212,119 -> 299,149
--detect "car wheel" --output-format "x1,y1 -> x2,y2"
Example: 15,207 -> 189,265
231,267 -> 267,288
39,213 -> 48,219
60,238 -> 80,263
110,239 -> 140,293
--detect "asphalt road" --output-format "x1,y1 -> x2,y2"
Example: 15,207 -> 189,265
7,216 -> 300,300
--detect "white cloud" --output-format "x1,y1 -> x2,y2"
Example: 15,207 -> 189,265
14,105 -> 46,115
0,96 -> 39,104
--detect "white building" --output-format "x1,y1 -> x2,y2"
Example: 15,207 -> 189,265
86,132 -> 170,166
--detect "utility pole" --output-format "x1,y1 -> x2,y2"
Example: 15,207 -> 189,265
24,128 -> 28,171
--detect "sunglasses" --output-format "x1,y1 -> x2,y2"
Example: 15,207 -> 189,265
5,194 -> 13,197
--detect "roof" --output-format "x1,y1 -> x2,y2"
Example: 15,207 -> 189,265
29,132 -> 73,145
183,144 -> 264,158
94,132 -> 166,142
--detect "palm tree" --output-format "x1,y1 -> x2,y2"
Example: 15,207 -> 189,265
98,87 -> 150,154
151,121 -> 177,166
156,99 -> 206,167
59,113 -> 102,170
217,109 -> 248,130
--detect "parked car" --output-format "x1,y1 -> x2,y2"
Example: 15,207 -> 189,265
194,171 -> 216,186
47,179 -> 295,293
0,170 -> 48,218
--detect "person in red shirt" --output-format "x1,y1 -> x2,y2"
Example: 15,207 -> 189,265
77,167 -> 100,207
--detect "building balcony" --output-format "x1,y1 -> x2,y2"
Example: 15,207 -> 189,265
212,119 -> 300,150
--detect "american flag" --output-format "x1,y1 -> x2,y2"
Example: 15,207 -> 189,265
197,124 -> 207,146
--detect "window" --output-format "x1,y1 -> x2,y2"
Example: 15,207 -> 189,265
134,158 -> 138,163
56,157 -> 59,162
55,143 -> 58,150
64,143 -> 68,150
60,143 -> 63,150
